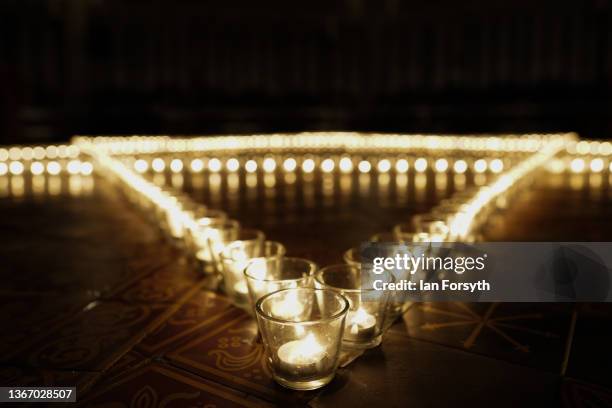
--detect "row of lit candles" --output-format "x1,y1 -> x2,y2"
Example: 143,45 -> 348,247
73,132 -> 576,156
547,156 -> 612,174
73,133 -> 573,390
126,155 -> 508,175
0,160 -> 94,176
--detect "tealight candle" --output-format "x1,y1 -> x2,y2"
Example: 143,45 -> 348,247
255,288 -> 349,390
344,307 -> 377,341
220,239 -> 284,309
315,264 -> 392,349
245,257 -> 317,315
277,333 -> 328,378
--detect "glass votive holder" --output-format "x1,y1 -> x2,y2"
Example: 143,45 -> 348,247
255,287 -> 349,390
221,240 -> 285,309
193,219 -> 240,272
315,264 -> 391,349
209,228 -> 264,273
245,257 -> 317,316
188,209 -> 228,252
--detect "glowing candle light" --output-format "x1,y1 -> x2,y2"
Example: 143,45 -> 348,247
263,157 -> 277,172
283,158 -> 297,172
358,160 -> 371,173
226,158 -> 240,172
208,158 -> 222,172
134,159 -> 148,173
190,159 -> 204,172
339,157 -> 353,173
321,158 -> 335,173
453,159 -> 468,174
277,333 -> 327,377
245,159 -> 258,173
271,290 -> 305,320
414,158 -> 428,172
302,158 -> 315,173
395,159 -> 409,173
344,307 -> 377,341
170,159 -> 183,173
377,159 -> 391,173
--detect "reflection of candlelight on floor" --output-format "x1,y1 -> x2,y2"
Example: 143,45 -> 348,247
345,307 -> 377,341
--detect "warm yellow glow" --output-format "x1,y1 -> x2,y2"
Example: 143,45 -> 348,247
302,158 -> 315,173
33,146 -> 45,160
570,158 -> 585,173
9,147 -> 21,161
453,159 -> 467,174
321,158 -> 335,173
21,147 -> 33,160
47,161 -> 61,175
0,148 -> 9,161
576,141 -> 590,155
170,159 -> 183,173
395,159 -> 409,173
67,160 -> 82,175
208,158 -> 222,172
134,159 -> 149,173
489,159 -> 504,173
46,146 -> 58,159
226,158 -> 240,172
434,158 -> 448,172
190,159 -> 204,172
81,162 -> 94,176
546,158 -> 565,174
358,160 -> 371,173
414,158 -> 427,172
599,142 -> 612,155
590,158 -> 604,173
377,159 -> 391,173
283,157 -> 297,172
474,159 -> 487,173
9,161 -> 24,175
339,157 -> 353,173
30,161 -> 44,175
263,157 -> 276,172
245,159 -> 258,173
152,158 -> 165,172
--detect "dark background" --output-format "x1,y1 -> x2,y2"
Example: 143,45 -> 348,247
1,0 -> 611,144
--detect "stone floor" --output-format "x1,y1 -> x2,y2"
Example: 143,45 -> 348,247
0,169 -> 611,407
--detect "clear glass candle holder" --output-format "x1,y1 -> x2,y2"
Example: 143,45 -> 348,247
209,228 -> 264,273
221,240 -> 285,309
255,288 -> 349,390
245,257 -> 317,316
188,209 -> 228,253
193,219 -> 240,273
315,264 -> 391,349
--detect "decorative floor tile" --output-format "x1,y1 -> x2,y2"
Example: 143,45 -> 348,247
400,302 -> 573,371
80,363 -> 272,407
311,330 -> 562,408
9,298 -> 193,371
167,311 -> 313,404
137,290 -> 235,356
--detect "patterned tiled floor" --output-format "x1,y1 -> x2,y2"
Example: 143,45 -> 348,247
0,169 -> 611,407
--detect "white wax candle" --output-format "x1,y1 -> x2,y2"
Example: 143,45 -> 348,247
344,307 -> 377,341
277,334 -> 326,377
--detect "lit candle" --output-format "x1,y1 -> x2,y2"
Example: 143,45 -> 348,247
344,307 -> 377,341
270,290 -> 305,320
233,280 -> 250,305
277,333 -> 328,378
